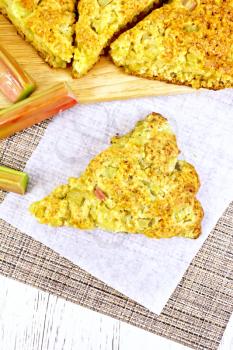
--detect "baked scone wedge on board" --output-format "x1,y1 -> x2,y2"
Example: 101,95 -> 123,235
72,0 -> 161,77
30,113 -> 203,239
0,0 -> 76,68
110,0 -> 233,89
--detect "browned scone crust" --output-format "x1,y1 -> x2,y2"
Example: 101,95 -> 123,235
0,0 -> 75,68
73,0 -> 161,78
30,113 -> 204,239
110,0 -> 233,89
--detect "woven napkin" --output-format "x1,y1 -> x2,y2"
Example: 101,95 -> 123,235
0,89 -> 233,314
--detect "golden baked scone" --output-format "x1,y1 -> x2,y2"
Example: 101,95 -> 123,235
110,0 -> 233,89
73,0 -> 160,77
0,0 -> 75,68
30,113 -> 203,239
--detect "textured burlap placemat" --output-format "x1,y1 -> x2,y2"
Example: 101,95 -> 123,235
0,121 -> 233,350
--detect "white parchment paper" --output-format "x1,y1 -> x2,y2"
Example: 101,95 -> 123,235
1,89 -> 233,314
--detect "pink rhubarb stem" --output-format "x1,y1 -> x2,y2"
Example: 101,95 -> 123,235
0,82 -> 78,139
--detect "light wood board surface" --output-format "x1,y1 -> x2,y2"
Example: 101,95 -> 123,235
0,274 -> 232,350
0,14 -> 191,108
0,275 -> 189,350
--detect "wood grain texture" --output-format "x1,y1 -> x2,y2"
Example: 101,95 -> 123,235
0,274 -> 192,350
0,274 -> 232,350
0,15 -> 191,108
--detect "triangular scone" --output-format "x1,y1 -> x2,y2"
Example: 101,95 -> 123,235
30,113 -> 203,239
110,0 -> 233,89
72,0 -> 160,77
0,0 -> 75,68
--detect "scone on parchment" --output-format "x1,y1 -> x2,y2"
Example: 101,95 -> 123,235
0,0 -> 75,68
73,0 -> 161,77
30,113 -> 203,239
110,0 -> 233,89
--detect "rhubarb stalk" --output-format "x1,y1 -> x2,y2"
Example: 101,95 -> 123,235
0,45 -> 36,103
0,82 -> 78,139
0,165 -> 29,194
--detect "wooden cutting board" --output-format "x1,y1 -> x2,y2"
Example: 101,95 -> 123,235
0,14 -> 191,108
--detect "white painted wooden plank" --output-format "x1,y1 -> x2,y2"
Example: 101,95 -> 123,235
0,275 -> 231,350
